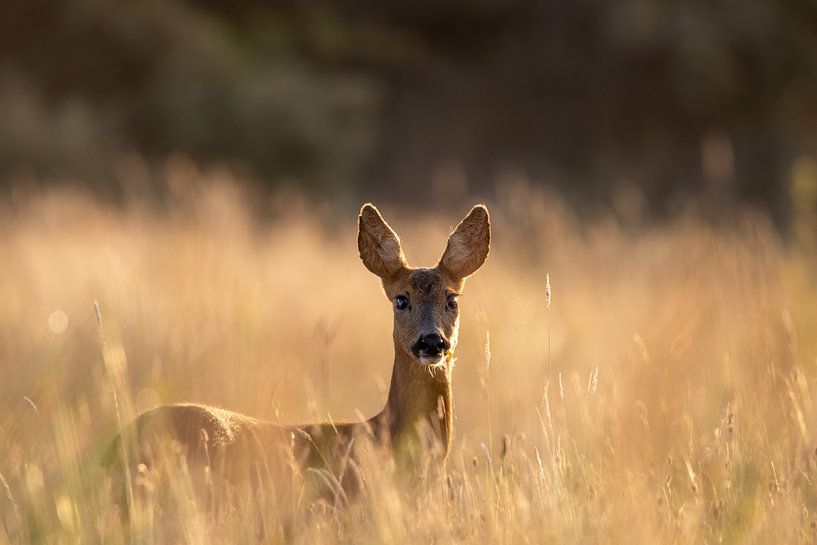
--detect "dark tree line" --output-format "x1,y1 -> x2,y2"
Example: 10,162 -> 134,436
2,0 -> 817,224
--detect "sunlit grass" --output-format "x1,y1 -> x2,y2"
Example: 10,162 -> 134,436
1,175 -> 816,544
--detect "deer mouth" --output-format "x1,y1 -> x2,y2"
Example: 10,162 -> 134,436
412,344 -> 446,366
418,353 -> 446,366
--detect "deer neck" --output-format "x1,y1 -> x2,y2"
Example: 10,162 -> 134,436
376,344 -> 453,458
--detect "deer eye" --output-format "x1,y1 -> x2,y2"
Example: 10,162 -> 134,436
395,295 -> 409,311
447,294 -> 458,310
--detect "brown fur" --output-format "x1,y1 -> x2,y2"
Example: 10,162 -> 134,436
106,203 -> 490,507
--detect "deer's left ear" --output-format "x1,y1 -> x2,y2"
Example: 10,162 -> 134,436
439,204 -> 490,280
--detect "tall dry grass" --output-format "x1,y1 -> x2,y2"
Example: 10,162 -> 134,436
1,173 -> 816,544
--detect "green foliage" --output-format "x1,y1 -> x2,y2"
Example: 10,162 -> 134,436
1,0 -> 816,216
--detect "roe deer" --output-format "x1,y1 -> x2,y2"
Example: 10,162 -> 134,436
106,203 -> 490,511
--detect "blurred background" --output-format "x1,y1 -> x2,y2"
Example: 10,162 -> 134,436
3,0 -> 817,228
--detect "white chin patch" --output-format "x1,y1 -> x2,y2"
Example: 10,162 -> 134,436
419,354 -> 445,366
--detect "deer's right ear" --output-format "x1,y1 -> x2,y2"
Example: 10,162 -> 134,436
357,204 -> 407,279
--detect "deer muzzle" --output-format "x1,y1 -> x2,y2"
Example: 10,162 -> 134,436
411,333 -> 451,365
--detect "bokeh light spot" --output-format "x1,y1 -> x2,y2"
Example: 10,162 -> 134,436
49,310 -> 68,333
136,388 -> 161,413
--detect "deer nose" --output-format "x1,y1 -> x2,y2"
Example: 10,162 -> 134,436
419,333 -> 450,353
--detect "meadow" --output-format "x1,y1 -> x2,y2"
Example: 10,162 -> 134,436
1,169 -> 816,544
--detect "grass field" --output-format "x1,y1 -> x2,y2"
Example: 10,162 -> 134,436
1,173 -> 816,544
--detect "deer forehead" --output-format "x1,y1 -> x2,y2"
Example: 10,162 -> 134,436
385,268 -> 462,299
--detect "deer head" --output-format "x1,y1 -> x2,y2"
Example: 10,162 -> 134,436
358,204 -> 490,367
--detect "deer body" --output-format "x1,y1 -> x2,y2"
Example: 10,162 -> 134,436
107,204 -> 489,507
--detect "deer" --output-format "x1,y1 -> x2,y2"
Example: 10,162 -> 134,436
105,203 -> 490,518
